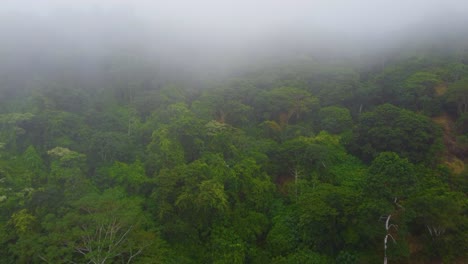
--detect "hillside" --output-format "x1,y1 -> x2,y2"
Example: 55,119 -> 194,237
0,49 -> 467,263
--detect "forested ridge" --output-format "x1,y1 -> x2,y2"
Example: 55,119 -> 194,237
1,47 -> 468,263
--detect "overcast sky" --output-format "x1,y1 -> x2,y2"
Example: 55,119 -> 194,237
3,0 -> 468,33
1,0 -> 468,79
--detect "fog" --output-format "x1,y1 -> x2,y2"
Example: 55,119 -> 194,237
1,0 -> 468,91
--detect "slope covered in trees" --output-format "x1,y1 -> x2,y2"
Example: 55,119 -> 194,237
0,48 -> 467,263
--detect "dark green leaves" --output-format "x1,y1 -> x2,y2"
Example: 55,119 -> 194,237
348,104 -> 442,163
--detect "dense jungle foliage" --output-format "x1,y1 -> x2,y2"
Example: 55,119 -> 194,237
1,47 -> 468,263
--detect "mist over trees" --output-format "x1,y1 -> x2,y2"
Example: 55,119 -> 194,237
1,1 -> 468,263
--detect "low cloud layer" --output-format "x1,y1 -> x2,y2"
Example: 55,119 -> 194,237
1,0 -> 468,83
3,0 -> 467,32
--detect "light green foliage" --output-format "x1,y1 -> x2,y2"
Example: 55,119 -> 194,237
0,113 -> 34,125
158,103 -> 196,128
3,208 -> 40,263
153,159 -> 228,227
147,126 -> 185,171
205,120 -> 230,136
108,160 -> 149,194
176,179 -> 228,213
9,209 -> 36,234
404,71 -> 441,90
204,121 -> 246,159
47,146 -> 74,157
48,147 -> 86,170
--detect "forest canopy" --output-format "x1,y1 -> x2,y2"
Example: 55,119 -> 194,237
1,1 -> 468,263
1,47 -> 467,263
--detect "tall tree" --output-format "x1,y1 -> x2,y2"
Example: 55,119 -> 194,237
348,104 -> 442,163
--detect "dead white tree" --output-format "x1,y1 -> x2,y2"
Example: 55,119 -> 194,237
380,197 -> 404,264
75,218 -> 145,264
292,167 -> 301,199
426,225 -> 446,238
383,233 -> 396,264
381,214 -> 398,264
